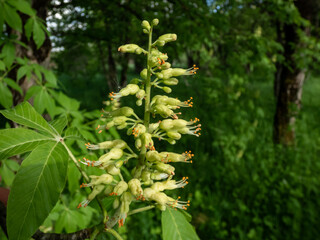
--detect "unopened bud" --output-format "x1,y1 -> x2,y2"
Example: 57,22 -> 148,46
136,89 -> 145,99
167,131 -> 181,140
118,44 -> 147,55
150,172 -> 169,180
120,84 -> 140,96
106,164 -> 120,175
140,69 -> 148,79
156,34 -> 177,46
159,119 -> 174,130
163,78 -> 179,86
113,197 -> 120,209
154,162 -> 175,175
152,18 -> 159,26
128,179 -> 143,196
141,20 -> 151,31
114,181 -> 128,196
162,87 -> 172,93
146,151 -> 162,162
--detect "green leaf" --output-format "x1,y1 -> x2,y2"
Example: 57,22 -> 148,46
2,42 -> 15,68
162,208 -> 199,240
0,60 -> 5,71
17,65 -> 31,80
4,159 -> 20,172
49,115 -> 68,135
10,0 -> 35,16
24,18 -> 34,40
0,128 -> 53,159
64,127 -> 85,141
24,85 -> 41,100
0,83 -> 13,108
0,162 -> 15,186
33,20 -> 46,49
7,141 -> 68,240
0,6 -> 4,34
43,70 -> 57,88
33,88 -> 46,114
4,78 -> 23,95
0,102 -> 57,136
55,92 -> 80,111
4,3 -> 22,31
67,162 -> 81,193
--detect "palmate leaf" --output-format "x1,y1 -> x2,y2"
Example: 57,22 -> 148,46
7,141 -> 68,240
0,128 -> 54,159
0,101 -> 57,136
162,207 -> 200,240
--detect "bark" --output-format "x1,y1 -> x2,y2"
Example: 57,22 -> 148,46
9,0 -> 52,106
273,0 -> 320,145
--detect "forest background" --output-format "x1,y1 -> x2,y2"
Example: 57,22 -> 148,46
1,0 -> 320,239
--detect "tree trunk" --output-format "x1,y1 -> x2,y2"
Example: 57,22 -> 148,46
273,0 -> 320,145
10,0 -> 51,106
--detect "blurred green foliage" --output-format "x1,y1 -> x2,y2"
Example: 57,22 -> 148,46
1,0 -> 320,239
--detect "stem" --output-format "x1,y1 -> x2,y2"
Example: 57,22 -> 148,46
134,26 -> 153,178
90,227 -> 100,240
128,205 -> 155,216
105,229 -> 124,240
61,140 -> 90,182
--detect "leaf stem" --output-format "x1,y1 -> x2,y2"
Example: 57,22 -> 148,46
105,228 -> 124,240
128,205 -> 155,216
90,227 -> 100,240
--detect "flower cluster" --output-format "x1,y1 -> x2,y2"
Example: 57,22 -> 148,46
78,19 -> 200,229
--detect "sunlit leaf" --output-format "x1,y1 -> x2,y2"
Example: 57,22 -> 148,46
162,207 -> 199,240
7,142 -> 68,240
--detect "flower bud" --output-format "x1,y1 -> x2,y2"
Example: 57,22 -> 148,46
155,34 -> 177,47
141,133 -> 154,148
128,179 -> 143,196
163,78 -> 179,85
140,69 -> 148,79
99,148 -> 123,164
154,162 -> 175,175
106,164 -> 120,175
162,87 -> 172,93
115,160 -> 124,168
120,84 -> 140,96
135,138 -> 142,149
173,119 -> 188,128
152,18 -> 159,26
150,172 -> 169,180
153,104 -> 174,118
167,138 -> 176,145
118,44 -> 147,55
143,188 -> 156,199
159,119 -> 174,130
167,131 -> 181,140
87,185 -> 105,201
146,150 -> 162,162
114,181 -> 128,196
136,89 -> 145,99
143,29 -> 149,34
120,191 -> 134,214
136,99 -> 143,106
89,173 -> 113,186
141,20 -> 151,31
113,197 -> 120,209
141,170 -> 152,184
149,122 -> 160,133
